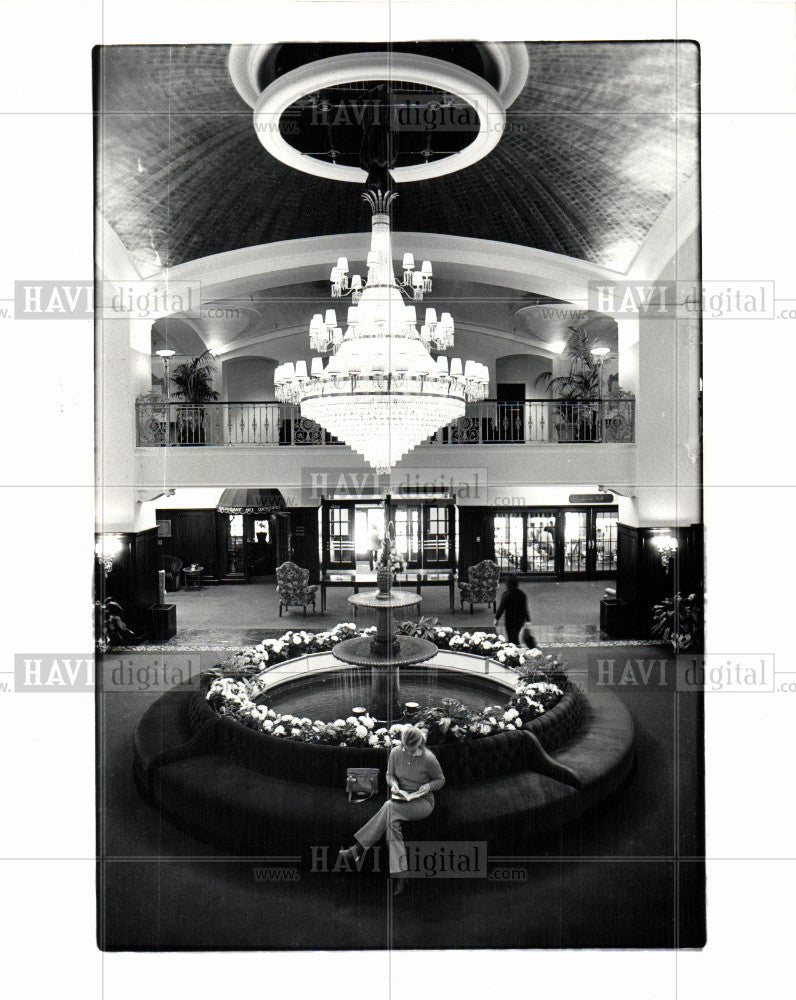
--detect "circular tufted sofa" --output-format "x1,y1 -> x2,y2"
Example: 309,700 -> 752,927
134,654 -> 635,855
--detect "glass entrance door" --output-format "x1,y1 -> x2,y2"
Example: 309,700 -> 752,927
394,507 -> 421,567
354,506 -> 385,573
562,510 -> 589,576
494,514 -> 524,573
525,513 -> 557,574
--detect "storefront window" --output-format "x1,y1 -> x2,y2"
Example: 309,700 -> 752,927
329,506 -> 353,565
423,506 -> 449,564
594,511 -> 618,572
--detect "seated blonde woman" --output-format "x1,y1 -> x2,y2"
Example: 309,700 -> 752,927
339,725 -> 445,895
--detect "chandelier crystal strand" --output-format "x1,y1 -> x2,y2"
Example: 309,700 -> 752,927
275,186 -> 488,472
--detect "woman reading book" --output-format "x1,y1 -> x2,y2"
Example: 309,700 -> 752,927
338,725 -> 445,896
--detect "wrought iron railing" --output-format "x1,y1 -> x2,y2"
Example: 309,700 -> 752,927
136,398 -> 635,447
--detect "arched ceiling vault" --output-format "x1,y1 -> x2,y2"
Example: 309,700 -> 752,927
97,41 -> 698,275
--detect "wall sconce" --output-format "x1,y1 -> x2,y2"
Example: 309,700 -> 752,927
651,533 -> 678,569
95,535 -> 123,574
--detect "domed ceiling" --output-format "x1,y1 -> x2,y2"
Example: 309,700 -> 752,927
96,41 -> 698,274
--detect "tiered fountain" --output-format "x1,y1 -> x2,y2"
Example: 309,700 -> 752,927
332,530 -> 437,720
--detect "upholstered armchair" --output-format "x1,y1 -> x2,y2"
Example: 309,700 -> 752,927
458,559 -> 500,614
159,554 -> 183,592
276,561 -> 318,616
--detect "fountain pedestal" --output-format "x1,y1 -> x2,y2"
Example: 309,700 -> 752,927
333,589 -> 437,721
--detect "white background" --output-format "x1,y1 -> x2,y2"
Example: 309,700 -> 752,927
0,0 -> 794,996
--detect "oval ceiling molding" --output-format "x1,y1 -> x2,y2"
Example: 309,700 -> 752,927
251,52 -> 506,184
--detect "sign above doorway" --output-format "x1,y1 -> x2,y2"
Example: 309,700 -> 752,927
568,493 -> 614,504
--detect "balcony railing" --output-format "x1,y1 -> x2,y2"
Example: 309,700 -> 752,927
136,398 -> 635,448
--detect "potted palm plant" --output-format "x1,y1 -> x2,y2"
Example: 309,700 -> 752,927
170,350 -> 219,445
534,323 -> 601,441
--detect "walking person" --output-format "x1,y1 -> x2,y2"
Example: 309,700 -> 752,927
338,726 -> 445,896
367,523 -> 382,571
494,574 -> 532,646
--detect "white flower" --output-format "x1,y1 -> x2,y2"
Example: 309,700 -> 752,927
333,719 -> 346,728
355,725 -> 368,740
346,716 -> 358,726
273,725 -> 285,736
262,719 -> 274,731
514,718 -> 523,728
360,716 -> 375,730
368,734 -> 379,746
503,708 -> 519,722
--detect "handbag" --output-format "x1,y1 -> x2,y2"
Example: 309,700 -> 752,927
346,767 -> 380,803
519,622 -> 537,650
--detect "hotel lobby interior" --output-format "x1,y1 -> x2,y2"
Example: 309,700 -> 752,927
95,40 -> 704,950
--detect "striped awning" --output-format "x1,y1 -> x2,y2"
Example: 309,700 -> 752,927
217,488 -> 286,515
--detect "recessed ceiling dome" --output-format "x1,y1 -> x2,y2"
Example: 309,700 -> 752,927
229,42 -> 529,183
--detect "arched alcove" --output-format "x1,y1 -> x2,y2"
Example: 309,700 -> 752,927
496,353 -> 553,398
222,356 -> 278,402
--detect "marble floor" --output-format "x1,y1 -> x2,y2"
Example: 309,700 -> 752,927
130,578 -> 631,649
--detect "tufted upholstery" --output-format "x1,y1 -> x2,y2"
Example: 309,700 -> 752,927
135,682 -> 634,856
187,678 -> 586,789
458,559 -> 500,613
276,561 -> 317,616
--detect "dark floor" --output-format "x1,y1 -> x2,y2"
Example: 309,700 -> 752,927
97,644 -> 705,950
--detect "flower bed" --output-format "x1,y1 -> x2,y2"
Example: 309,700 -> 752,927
206,624 -> 568,749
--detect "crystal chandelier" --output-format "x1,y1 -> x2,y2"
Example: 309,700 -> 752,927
275,186 -> 488,471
